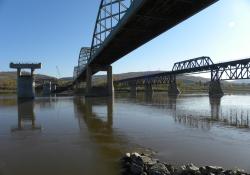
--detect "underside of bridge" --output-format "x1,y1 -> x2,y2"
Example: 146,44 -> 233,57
90,0 -> 217,66
73,0 -> 218,97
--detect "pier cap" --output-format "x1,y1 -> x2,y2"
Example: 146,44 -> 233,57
9,62 -> 42,69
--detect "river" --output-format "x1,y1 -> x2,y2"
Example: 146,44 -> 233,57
0,92 -> 249,175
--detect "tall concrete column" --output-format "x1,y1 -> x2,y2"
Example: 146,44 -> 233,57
107,66 -> 114,96
17,76 -> 35,98
144,84 -> 153,95
168,82 -> 180,96
86,66 -> 92,96
209,80 -> 224,97
17,68 -> 21,77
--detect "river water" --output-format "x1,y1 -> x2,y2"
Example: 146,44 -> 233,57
0,93 -> 250,175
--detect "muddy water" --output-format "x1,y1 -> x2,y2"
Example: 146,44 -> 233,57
0,93 -> 249,175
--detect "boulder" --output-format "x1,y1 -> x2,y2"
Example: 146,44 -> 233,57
186,163 -> 201,175
149,163 -> 170,175
141,155 -> 158,166
130,162 -> 144,175
206,166 -> 224,174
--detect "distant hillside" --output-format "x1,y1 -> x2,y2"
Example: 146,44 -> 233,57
0,71 -> 56,81
231,79 -> 250,84
1,70 -> 245,91
60,71 -> 211,85
0,71 -> 57,90
69,71 -> 211,86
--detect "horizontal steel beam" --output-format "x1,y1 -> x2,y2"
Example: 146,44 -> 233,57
10,63 -> 41,69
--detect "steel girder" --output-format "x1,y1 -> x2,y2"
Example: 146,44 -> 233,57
211,59 -> 250,81
90,0 -> 134,56
115,57 -> 250,86
116,74 -> 177,86
172,56 -> 214,71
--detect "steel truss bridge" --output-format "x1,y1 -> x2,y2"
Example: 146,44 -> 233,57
73,0 -> 218,83
114,57 -> 250,86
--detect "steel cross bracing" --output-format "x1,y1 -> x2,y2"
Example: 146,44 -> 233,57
78,47 -> 91,71
73,66 -> 79,80
172,56 -> 214,71
90,0 -> 134,57
211,58 -> 250,81
115,57 -> 250,86
118,74 -> 177,86
73,0 -> 134,80
73,47 -> 92,80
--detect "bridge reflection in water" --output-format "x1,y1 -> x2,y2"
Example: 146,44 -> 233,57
73,97 -> 130,174
174,96 -> 250,130
11,99 -> 41,132
117,93 -> 250,131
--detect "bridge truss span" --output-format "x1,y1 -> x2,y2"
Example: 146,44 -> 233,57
172,56 -> 214,72
90,0 -> 134,57
211,58 -> 250,81
116,72 -> 178,86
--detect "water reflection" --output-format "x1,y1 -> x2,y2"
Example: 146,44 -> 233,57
178,96 -> 250,130
117,93 -> 250,130
74,97 -> 128,174
11,99 -> 41,132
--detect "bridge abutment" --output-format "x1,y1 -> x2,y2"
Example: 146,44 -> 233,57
86,65 -> 114,97
209,81 -> 224,97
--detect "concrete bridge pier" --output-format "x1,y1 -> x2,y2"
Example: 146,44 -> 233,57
17,71 -> 35,98
168,76 -> 180,96
86,65 -> 114,97
209,96 -> 221,120
129,82 -> 137,96
43,81 -> 51,95
51,83 -> 57,92
168,83 -> 180,96
10,63 -> 41,99
144,84 -> 153,95
209,80 -> 224,97
42,81 -> 57,95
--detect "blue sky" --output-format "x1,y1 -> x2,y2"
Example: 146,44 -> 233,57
0,0 -> 250,78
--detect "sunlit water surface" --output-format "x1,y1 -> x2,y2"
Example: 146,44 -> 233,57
0,93 -> 250,175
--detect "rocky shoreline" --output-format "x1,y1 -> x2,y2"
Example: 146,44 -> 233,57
121,153 -> 249,175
